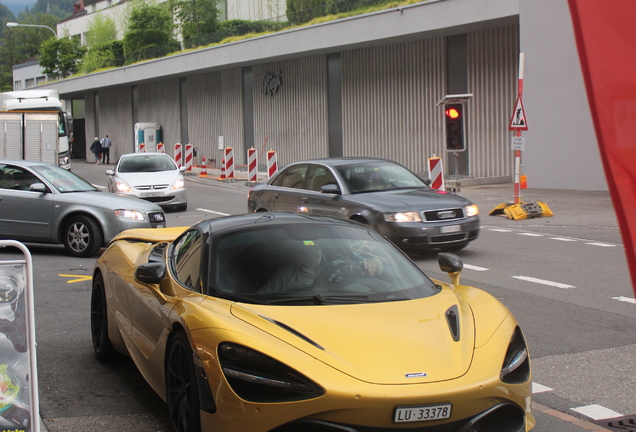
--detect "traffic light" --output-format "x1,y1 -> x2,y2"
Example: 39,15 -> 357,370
444,103 -> 465,151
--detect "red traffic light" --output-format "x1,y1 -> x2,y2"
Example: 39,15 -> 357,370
446,107 -> 460,119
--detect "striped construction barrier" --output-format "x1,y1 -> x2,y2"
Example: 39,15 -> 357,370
224,147 -> 235,180
174,143 -> 182,167
157,142 -> 165,153
267,150 -> 278,179
247,148 -> 258,182
139,142 -> 146,153
428,156 -> 444,190
185,144 -> 193,172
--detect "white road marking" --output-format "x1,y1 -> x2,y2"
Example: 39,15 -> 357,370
611,296 -> 636,304
512,276 -> 575,289
570,404 -> 622,420
532,383 -> 553,394
585,242 -> 616,247
196,208 -> 230,216
463,264 -> 489,271
489,228 -> 512,232
518,232 -> 543,237
550,237 -> 577,242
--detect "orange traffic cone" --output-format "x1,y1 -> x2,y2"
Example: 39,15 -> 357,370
520,174 -> 528,189
199,156 -> 208,177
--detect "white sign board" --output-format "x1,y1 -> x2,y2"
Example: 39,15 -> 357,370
218,136 -> 224,150
511,136 -> 526,151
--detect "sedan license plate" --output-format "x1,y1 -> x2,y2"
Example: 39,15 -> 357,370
142,192 -> 162,198
394,404 -> 452,423
440,225 -> 461,234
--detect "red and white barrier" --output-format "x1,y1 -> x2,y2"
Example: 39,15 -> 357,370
224,147 -> 235,179
184,144 -> 193,172
247,148 -> 258,182
139,142 -> 146,153
267,150 -> 278,179
427,156 -> 444,190
174,143 -> 182,167
157,142 -> 165,153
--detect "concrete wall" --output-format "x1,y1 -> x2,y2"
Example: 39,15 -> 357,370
520,0 -> 606,190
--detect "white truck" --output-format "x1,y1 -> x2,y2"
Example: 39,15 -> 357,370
0,90 -> 73,170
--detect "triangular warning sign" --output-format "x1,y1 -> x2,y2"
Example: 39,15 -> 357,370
509,96 -> 528,131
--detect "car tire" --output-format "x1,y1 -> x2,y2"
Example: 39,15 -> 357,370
91,272 -> 114,361
166,331 -> 201,432
63,215 -> 103,257
440,241 -> 468,252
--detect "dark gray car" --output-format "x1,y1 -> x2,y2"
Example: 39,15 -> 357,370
247,158 -> 479,252
0,160 -> 166,257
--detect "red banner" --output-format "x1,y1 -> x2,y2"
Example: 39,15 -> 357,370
568,0 -> 636,296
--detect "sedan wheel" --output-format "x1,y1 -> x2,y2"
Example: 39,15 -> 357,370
64,215 -> 103,257
166,332 -> 201,432
91,272 -> 114,361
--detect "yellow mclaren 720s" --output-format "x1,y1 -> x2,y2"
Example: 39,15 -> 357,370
91,212 -> 534,432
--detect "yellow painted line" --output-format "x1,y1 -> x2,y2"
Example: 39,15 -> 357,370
59,274 -> 92,283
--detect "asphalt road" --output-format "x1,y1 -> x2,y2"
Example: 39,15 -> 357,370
1,160 -> 633,432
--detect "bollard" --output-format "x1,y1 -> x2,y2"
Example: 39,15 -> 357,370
174,143 -> 182,168
247,148 -> 258,183
267,150 -> 278,179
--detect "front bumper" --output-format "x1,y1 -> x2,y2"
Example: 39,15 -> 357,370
116,188 -> 187,208
379,218 -> 480,249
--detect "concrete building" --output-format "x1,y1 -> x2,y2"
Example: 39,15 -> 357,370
34,0 -> 605,191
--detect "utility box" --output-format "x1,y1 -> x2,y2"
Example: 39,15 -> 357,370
134,122 -> 161,153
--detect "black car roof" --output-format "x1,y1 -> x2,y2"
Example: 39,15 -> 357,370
197,212 -> 363,234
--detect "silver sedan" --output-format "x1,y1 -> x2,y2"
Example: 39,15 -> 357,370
106,153 -> 187,211
0,159 -> 166,257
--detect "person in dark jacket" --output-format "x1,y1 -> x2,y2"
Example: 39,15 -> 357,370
89,137 -> 102,164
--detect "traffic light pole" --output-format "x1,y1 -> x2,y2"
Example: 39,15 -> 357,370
514,54 -> 525,205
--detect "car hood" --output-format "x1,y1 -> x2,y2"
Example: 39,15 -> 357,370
230,288 -> 475,384
115,171 -> 179,186
344,188 -> 473,211
55,191 -> 163,212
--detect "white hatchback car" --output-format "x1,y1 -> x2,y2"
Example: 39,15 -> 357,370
106,153 -> 187,211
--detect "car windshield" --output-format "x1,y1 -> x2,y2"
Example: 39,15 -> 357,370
336,161 -> 429,193
118,155 -> 177,173
209,223 -> 438,305
32,164 -> 97,192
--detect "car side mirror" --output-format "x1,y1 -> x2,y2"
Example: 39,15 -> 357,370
135,261 -> 166,284
105,169 -> 114,176
179,166 -> 187,172
437,252 -> 463,286
321,184 -> 341,194
30,183 -> 47,193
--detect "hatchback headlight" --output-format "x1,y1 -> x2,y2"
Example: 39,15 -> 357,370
115,182 -> 133,193
465,205 -> 479,217
384,211 -> 422,222
170,177 -> 185,190
114,209 -> 145,221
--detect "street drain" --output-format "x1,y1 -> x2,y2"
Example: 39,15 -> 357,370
597,415 -> 636,432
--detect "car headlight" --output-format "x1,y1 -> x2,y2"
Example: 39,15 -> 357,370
115,182 -> 133,193
170,177 -> 185,190
218,342 -> 324,403
114,209 -> 145,221
384,211 -> 423,222
500,326 -> 530,384
465,204 -> 479,217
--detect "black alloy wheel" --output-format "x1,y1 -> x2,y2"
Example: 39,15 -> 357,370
166,331 -> 201,432
63,214 -> 103,257
90,272 -> 114,361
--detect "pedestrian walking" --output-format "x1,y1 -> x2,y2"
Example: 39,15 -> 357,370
100,134 -> 112,164
90,137 -> 102,164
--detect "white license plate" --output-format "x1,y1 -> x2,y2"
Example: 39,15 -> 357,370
394,404 -> 452,423
142,192 -> 162,198
440,225 -> 461,234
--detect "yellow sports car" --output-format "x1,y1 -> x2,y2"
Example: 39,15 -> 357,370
91,213 -> 534,432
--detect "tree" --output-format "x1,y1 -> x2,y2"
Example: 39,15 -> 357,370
123,0 -> 179,63
172,0 -> 219,41
39,35 -> 87,78
286,0 -> 327,25
86,12 -> 118,48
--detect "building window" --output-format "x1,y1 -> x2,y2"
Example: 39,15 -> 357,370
14,81 -> 21,91
107,0 -> 112,6
25,78 -> 35,89
36,76 -> 46,85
